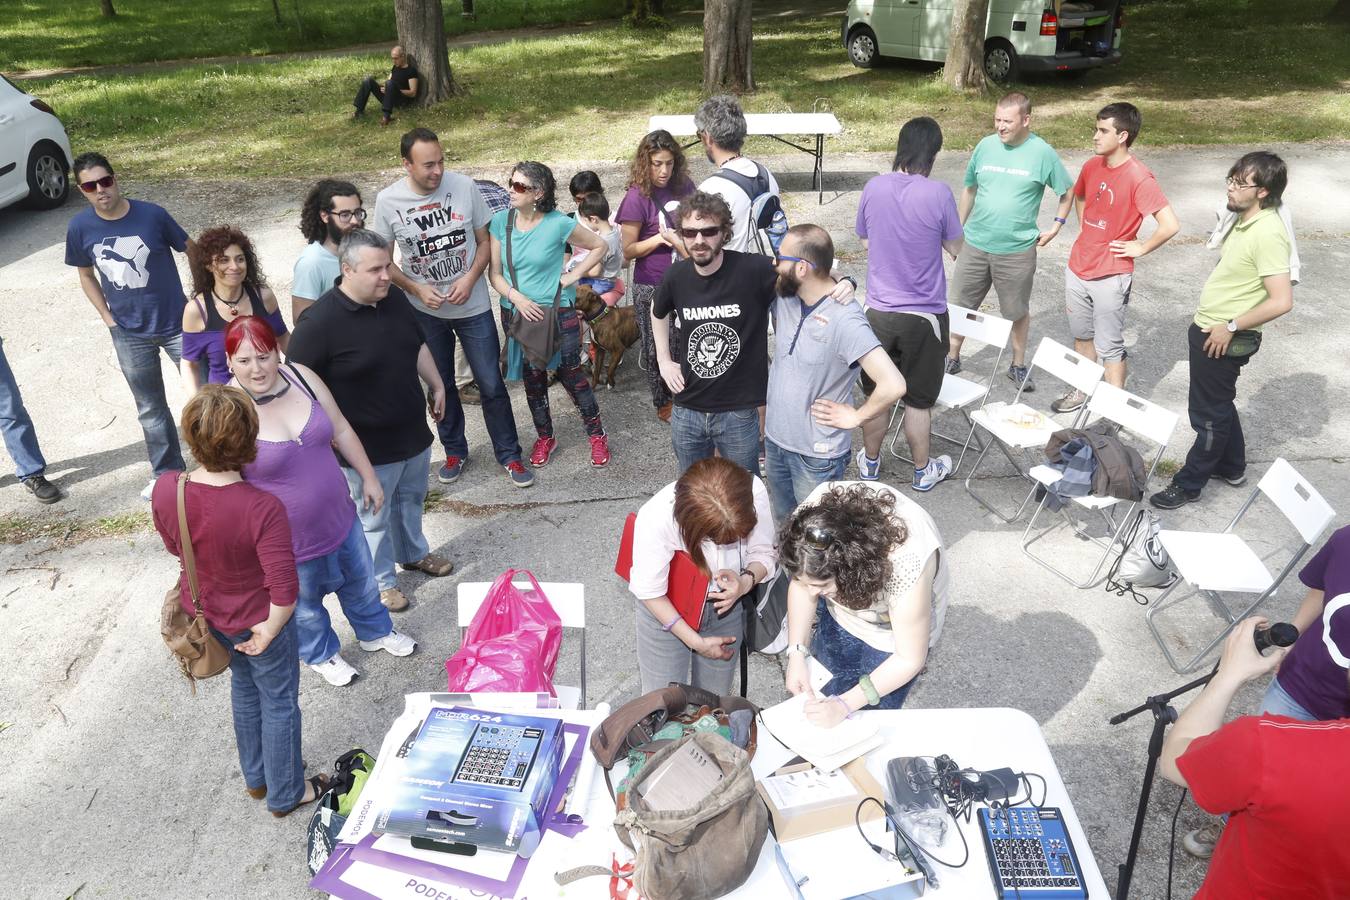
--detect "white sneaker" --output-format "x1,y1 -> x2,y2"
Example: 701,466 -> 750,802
856,448 -> 881,481
359,629 -> 417,657
912,455 -> 952,492
140,478 -> 157,501
310,654 -> 359,686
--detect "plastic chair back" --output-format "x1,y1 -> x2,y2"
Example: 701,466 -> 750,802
1030,337 -> 1105,396
1257,458 -> 1336,545
1086,383 -> 1179,447
948,306 -> 1013,349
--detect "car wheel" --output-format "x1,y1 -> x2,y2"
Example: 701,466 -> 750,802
848,26 -> 880,69
22,141 -> 69,210
984,40 -> 1019,84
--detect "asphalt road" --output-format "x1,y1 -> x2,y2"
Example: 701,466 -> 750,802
1,141 -> 1347,899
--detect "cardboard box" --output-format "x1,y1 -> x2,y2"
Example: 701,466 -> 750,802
757,758 -> 886,843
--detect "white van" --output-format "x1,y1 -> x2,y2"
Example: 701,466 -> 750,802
842,0 -> 1124,82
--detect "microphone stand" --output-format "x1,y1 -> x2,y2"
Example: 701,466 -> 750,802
1108,663 -> 1218,900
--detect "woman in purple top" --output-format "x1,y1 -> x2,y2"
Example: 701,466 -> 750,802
616,130 -> 695,422
224,316 -> 416,688
182,225 -> 289,396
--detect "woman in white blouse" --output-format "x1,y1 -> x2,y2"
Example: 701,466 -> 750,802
778,481 -> 950,726
628,458 -> 776,694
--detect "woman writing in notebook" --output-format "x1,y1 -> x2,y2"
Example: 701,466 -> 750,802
628,458 -> 776,694
778,482 -> 951,725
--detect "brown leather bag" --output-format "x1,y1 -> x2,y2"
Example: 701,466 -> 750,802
159,473 -> 230,692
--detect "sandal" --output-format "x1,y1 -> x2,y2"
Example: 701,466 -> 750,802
245,784 -> 267,800
271,773 -> 331,819
401,553 -> 454,577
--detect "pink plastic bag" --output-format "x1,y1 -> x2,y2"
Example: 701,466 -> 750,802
445,569 -> 562,695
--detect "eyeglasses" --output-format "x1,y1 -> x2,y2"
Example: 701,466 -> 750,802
328,208 -> 367,222
78,175 -> 115,193
678,226 -> 722,239
803,523 -> 835,550
509,180 -> 535,194
776,254 -> 816,269
1226,177 -> 1259,190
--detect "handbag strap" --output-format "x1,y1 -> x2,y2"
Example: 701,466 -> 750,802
176,473 -> 204,617
504,209 -> 564,308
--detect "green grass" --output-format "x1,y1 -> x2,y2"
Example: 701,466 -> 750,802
0,511 -> 150,545
22,0 -> 1350,180
1,0 -> 638,72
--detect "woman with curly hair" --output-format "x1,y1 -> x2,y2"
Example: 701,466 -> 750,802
181,225 -> 288,396
615,130 -> 696,422
778,481 -> 950,724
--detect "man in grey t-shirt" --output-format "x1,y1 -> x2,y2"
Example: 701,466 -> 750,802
765,225 -> 906,523
374,127 -> 532,489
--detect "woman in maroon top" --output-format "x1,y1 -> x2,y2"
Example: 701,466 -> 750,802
151,384 -> 328,817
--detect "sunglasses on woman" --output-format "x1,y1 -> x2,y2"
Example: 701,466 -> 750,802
509,180 -> 536,194
78,175 -> 116,193
678,226 -> 722,239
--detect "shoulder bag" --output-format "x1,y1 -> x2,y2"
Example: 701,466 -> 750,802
159,473 -> 231,692
504,208 -> 563,370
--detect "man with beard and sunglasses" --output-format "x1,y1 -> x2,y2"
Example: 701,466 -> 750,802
651,192 -> 855,477
292,180 -> 365,323
764,224 -> 905,524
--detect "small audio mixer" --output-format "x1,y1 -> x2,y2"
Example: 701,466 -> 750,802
978,806 -> 1088,898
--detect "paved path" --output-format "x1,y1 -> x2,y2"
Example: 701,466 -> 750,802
1,142 -> 1346,898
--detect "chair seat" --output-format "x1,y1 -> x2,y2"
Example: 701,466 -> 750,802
1158,530 -> 1274,593
970,402 -> 1057,449
937,374 -> 987,410
1028,464 -> 1120,509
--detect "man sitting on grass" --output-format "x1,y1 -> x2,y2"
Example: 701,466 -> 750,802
353,45 -> 420,126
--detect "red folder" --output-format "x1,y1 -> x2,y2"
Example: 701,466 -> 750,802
615,512 -> 711,632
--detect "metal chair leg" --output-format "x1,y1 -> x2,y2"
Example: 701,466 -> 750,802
965,435 -> 1039,524
1022,495 -> 1137,589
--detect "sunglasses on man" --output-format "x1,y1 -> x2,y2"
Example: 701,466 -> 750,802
327,208 -> 367,222
678,226 -> 722,239
78,175 -> 116,193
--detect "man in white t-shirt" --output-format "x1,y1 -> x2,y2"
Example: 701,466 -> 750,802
292,179 -> 365,323
373,127 -> 532,490
695,94 -> 781,254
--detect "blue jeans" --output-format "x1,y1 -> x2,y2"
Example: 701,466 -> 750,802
342,447 -> 432,590
414,308 -> 523,467
294,516 -> 395,665
108,325 -> 185,475
812,598 -> 914,709
1262,676 -> 1316,721
764,439 -> 848,525
670,405 -> 761,477
0,337 -> 47,479
212,617 -> 304,814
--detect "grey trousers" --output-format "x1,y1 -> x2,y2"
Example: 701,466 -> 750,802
635,599 -> 743,695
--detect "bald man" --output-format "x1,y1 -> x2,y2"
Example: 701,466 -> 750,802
353,45 -> 420,126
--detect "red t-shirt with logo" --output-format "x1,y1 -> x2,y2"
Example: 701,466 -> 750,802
1177,715 -> 1350,899
1068,155 -> 1168,280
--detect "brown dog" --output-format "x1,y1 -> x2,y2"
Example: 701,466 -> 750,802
575,285 -> 639,389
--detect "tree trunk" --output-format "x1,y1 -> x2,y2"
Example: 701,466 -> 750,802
703,0 -> 754,94
271,0 -> 282,24
100,0 -> 116,17
943,0 -> 990,91
1330,0 -> 1350,22
394,0 -> 462,103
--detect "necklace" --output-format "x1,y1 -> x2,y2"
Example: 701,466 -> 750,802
249,380 -> 291,405
213,287 -> 245,317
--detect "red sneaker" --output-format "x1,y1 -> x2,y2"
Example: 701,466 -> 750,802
530,436 -> 559,467
588,434 -> 611,467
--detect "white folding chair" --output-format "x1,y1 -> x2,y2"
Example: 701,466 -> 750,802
963,337 -> 1105,522
1021,383 -> 1178,588
887,306 -> 1013,474
1144,458 -> 1335,673
456,581 -> 587,709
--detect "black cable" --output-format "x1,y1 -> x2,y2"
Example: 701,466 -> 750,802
854,795 -> 970,870
1167,788 -> 1188,900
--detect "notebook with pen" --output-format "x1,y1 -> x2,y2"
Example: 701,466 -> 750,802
615,512 -> 710,632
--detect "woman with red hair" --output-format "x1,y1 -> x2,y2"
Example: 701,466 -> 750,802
225,315 -> 415,687
627,457 -> 776,693
182,225 -> 289,396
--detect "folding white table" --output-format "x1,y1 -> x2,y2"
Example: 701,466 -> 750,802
647,112 -> 843,203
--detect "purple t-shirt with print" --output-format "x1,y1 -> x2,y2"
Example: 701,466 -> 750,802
1277,524 -> 1350,720
615,178 -> 695,286
855,171 -> 962,314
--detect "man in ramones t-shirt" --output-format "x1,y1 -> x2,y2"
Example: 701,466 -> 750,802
651,191 -> 854,476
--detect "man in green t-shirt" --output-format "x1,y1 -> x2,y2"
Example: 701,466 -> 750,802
1150,151 -> 1294,510
947,92 -> 1074,392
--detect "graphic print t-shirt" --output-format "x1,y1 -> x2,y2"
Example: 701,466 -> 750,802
652,250 -> 775,413
1069,155 -> 1169,280
64,199 -> 189,336
374,173 -> 492,320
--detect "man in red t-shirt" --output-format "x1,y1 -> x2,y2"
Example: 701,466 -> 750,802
1161,617 -> 1350,899
1053,102 -> 1179,414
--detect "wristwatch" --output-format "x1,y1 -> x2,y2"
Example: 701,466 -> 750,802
1226,319 -> 1239,333
786,643 -> 810,657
